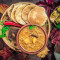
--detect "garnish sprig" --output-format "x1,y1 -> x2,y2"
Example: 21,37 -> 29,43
29,25 -> 36,30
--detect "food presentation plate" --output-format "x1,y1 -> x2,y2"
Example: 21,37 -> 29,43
0,2 -> 51,52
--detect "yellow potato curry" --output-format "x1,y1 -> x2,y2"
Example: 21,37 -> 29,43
19,25 -> 45,52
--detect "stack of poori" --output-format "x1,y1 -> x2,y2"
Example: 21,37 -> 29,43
1,2 -> 48,26
0,2 -> 50,58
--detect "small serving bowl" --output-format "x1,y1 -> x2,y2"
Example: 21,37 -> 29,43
16,24 -> 48,54
50,6 -> 60,26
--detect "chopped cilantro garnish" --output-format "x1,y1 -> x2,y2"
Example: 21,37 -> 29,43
29,25 -> 36,30
0,25 -> 10,38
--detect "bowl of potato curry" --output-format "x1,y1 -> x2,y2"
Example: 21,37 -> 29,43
16,24 -> 48,54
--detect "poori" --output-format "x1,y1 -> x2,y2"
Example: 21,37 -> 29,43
22,4 -> 36,23
7,4 -> 14,19
10,3 -> 23,23
15,4 -> 28,25
28,6 -> 48,25
10,2 -> 32,23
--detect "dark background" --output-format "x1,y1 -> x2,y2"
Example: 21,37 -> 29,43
0,0 -> 59,6
0,0 -> 40,5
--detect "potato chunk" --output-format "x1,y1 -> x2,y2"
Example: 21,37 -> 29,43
24,38 -> 31,44
33,37 -> 37,43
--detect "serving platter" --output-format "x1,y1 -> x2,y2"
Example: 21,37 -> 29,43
0,2 -> 51,52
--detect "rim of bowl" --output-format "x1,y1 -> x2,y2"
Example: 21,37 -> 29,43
16,24 -> 48,54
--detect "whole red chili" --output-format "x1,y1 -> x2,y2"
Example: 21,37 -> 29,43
4,21 -> 22,27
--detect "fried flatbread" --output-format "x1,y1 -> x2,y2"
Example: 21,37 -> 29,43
22,4 -> 36,23
28,6 -> 48,25
10,2 -> 33,23
15,4 -> 28,25
10,3 -> 23,23
7,4 -> 14,19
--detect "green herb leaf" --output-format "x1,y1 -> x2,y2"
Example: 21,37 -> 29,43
0,26 -> 10,38
10,40 -> 12,42
8,39 -> 12,42
0,35 -> 3,38
56,24 -> 60,28
29,25 -> 36,30
29,25 -> 33,30
34,26 -> 36,28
